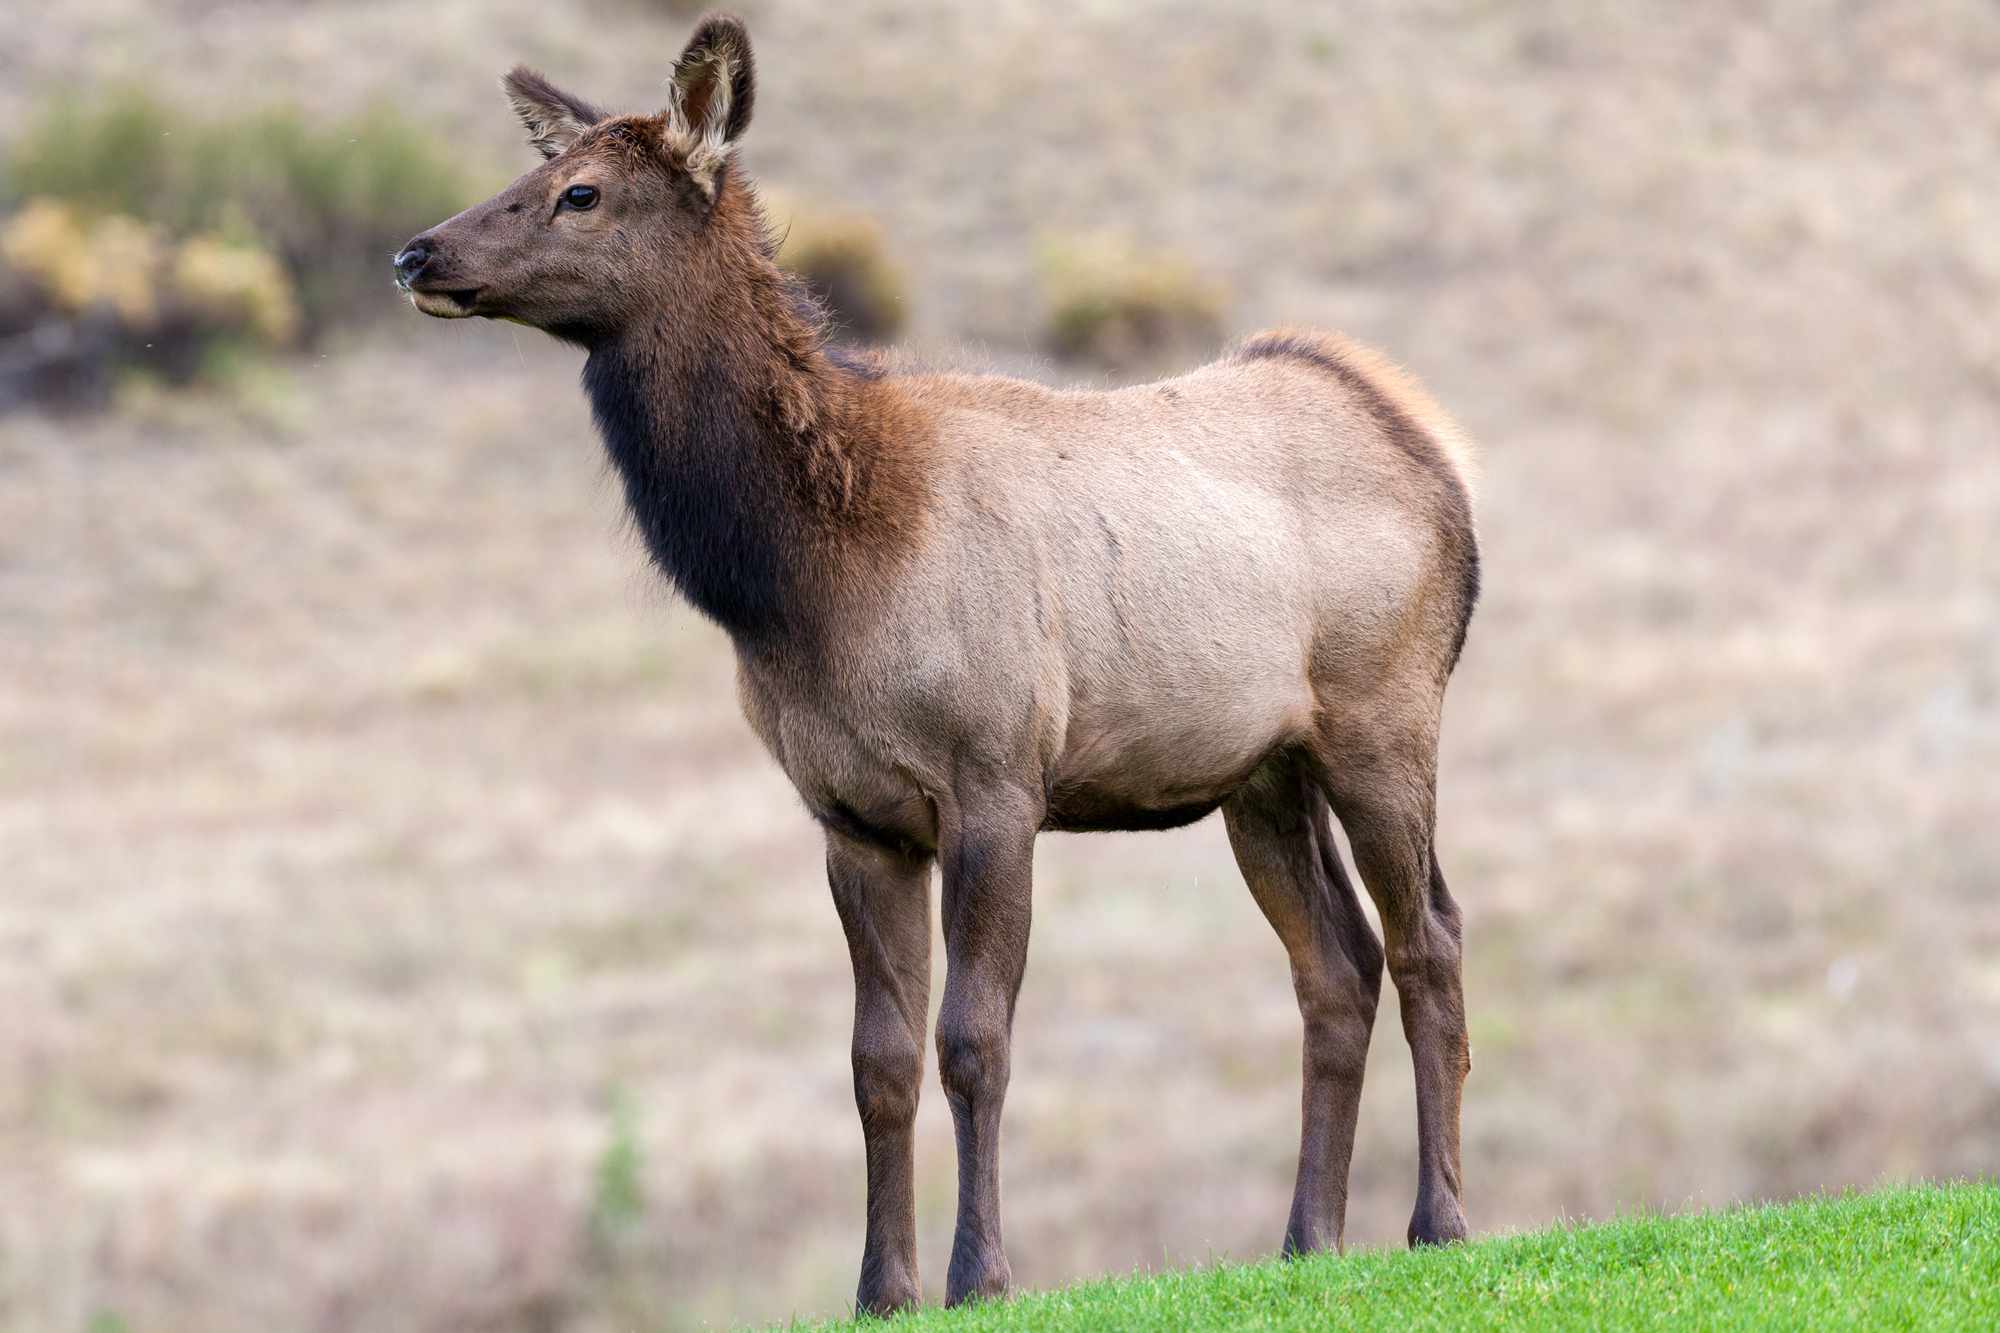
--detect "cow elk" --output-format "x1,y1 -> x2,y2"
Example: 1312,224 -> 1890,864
396,13 -> 1481,1315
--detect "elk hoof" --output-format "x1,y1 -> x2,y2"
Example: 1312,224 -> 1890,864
944,1250 -> 1012,1307
1407,1193 -> 1470,1247
857,1268 -> 922,1317
1281,1217 -> 1342,1258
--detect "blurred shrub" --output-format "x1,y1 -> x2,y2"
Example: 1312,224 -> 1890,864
0,199 -> 300,405
7,88 -> 475,329
772,203 -> 908,343
1037,231 -> 1227,373
171,235 -> 301,345
2,88 -> 473,407
2,199 -> 164,326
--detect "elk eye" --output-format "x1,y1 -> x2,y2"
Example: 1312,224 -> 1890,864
562,184 -> 599,211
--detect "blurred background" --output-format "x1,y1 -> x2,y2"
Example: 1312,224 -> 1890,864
3,1 -> 1996,1328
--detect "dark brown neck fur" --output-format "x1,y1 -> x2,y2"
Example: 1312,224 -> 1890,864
581,179 -> 928,645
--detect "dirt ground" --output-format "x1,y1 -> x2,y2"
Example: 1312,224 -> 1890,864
3,2 -> 1997,1329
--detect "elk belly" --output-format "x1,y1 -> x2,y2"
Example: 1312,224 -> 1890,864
1041,686 -> 1308,833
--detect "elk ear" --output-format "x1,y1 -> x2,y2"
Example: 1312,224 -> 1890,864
502,66 -> 607,159
664,14 -> 755,200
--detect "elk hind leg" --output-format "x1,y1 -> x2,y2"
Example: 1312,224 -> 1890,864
1319,720 -> 1470,1247
1223,755 -> 1385,1256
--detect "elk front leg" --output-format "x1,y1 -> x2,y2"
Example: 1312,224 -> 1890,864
934,791 -> 1038,1306
828,833 -> 934,1316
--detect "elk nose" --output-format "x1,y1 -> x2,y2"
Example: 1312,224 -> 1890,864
393,239 -> 433,284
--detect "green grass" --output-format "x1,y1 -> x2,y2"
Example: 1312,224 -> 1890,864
817,1183 -> 1998,1331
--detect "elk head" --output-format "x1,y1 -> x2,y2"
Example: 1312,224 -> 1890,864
392,14 -> 757,346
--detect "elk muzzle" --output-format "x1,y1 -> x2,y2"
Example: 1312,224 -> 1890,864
393,231 -> 481,319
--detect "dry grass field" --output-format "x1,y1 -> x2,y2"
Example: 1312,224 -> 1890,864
3,2 -> 1997,1329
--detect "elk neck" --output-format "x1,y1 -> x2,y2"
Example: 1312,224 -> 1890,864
579,244 -> 926,649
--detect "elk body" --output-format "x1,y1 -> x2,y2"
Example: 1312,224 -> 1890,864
397,15 -> 1480,1315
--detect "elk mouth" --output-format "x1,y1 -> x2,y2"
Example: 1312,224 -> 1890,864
407,285 -> 484,319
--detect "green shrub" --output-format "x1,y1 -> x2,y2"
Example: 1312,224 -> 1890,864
6,88 -> 477,329
771,198 -> 909,343
1037,231 -> 1227,374
2,88 -> 478,406
7,92 -> 173,223
589,1086 -> 645,1244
